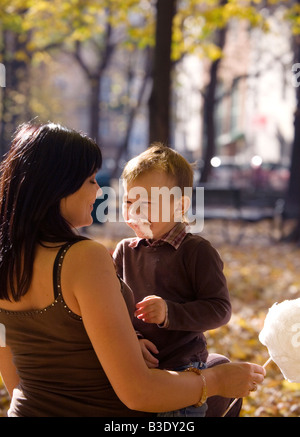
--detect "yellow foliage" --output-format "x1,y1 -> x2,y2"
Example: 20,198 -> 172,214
15,50 -> 30,63
203,42 -> 222,61
31,51 -> 53,66
282,381 -> 300,392
231,343 -> 248,360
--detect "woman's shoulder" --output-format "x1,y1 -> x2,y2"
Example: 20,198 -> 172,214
62,239 -> 118,295
70,238 -> 109,253
66,239 -> 113,268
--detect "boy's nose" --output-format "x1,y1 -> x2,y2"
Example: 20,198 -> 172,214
96,187 -> 103,198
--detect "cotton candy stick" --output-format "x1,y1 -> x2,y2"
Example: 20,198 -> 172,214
262,357 -> 272,368
221,357 -> 272,417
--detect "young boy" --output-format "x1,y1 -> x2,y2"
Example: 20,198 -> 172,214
113,144 -> 232,417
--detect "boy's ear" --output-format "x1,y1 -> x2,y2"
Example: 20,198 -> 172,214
181,195 -> 191,214
175,195 -> 191,218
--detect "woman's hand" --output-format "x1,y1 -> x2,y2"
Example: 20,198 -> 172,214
204,362 -> 266,399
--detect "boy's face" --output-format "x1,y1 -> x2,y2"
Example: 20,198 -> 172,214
122,170 -> 181,240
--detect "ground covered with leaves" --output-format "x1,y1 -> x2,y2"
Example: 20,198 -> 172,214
203,220 -> 300,417
1,220 -> 300,417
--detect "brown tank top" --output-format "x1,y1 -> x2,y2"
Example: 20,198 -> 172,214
0,241 -> 148,417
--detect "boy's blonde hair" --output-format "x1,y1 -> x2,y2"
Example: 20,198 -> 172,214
122,143 -> 194,191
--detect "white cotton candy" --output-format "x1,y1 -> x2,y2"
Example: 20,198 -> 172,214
127,218 -> 153,239
126,201 -> 153,239
259,298 -> 300,382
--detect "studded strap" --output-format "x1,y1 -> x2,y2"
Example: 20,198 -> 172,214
52,241 -> 79,299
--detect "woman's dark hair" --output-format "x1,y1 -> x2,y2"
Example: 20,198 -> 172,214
0,122 -> 102,301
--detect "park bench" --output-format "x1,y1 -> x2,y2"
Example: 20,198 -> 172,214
193,184 -> 284,244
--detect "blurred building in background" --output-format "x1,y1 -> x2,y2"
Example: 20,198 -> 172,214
174,8 -> 294,191
41,7 -> 294,192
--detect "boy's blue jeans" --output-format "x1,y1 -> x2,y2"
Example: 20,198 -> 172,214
157,361 -> 208,417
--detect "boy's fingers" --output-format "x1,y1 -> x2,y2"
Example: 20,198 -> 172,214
135,302 -> 156,317
136,299 -> 154,310
144,349 -> 159,365
134,307 -> 148,318
139,339 -> 159,368
145,358 -> 159,368
143,339 -> 159,354
136,295 -> 160,307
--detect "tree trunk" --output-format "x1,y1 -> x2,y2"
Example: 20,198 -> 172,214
148,0 -> 176,146
89,74 -> 101,143
0,30 -> 29,158
283,34 -> 300,241
73,21 -> 113,145
111,48 -> 152,178
200,25 -> 227,183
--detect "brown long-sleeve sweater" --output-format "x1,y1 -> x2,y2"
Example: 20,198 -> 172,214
113,228 -> 231,370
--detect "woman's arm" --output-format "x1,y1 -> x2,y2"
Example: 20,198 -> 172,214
0,346 -> 19,398
68,241 -> 264,413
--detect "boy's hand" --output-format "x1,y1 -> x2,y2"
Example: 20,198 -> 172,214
135,295 -> 167,325
139,339 -> 159,368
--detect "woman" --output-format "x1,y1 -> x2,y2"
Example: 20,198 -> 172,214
0,122 -> 265,417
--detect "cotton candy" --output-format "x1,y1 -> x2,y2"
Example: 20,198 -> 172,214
126,201 -> 154,239
127,218 -> 153,239
259,298 -> 300,382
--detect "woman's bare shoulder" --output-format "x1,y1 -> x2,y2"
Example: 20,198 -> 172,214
69,239 -> 111,258
63,239 -> 118,296
66,239 -> 115,273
